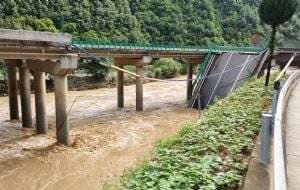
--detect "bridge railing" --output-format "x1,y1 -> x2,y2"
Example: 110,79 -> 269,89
71,38 -> 263,53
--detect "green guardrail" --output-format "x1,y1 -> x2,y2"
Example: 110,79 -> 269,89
71,38 -> 263,54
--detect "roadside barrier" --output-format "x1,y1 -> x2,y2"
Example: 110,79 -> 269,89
259,53 -> 298,190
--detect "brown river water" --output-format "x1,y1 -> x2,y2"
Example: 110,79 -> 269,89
0,77 -> 198,190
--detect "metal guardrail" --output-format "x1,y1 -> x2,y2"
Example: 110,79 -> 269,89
71,38 -> 263,54
259,53 -> 298,190
273,71 -> 300,190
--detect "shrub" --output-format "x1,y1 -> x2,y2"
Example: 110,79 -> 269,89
144,65 -> 156,78
179,62 -> 187,75
81,30 -> 99,39
124,65 -> 135,73
63,22 -> 77,34
78,59 -> 109,79
153,58 -> 182,78
0,16 -> 58,32
122,76 -> 274,190
0,61 -> 6,79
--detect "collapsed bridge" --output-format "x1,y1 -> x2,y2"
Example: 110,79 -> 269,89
0,29 -> 298,145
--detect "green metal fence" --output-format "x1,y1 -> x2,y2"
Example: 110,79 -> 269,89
72,38 -> 263,54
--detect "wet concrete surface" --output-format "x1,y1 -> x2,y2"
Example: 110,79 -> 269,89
0,77 -> 198,190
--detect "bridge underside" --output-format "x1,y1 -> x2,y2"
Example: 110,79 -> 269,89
79,49 -> 206,59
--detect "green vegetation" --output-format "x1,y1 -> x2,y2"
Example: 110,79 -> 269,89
122,76 -> 273,189
0,62 -> 7,95
121,58 -> 184,79
0,15 -> 58,32
259,0 -> 298,85
0,0 -> 299,47
153,58 -> 182,79
78,59 -> 110,79
0,61 -> 6,78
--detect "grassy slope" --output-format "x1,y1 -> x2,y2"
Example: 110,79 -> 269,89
122,76 -> 273,190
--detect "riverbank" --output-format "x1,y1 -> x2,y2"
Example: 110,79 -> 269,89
122,77 -> 273,190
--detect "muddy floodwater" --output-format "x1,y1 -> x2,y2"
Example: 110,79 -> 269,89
0,77 -> 198,190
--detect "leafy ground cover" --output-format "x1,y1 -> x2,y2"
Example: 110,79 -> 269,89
122,76 -> 273,190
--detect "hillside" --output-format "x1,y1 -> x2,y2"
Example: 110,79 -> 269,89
0,0 -> 299,46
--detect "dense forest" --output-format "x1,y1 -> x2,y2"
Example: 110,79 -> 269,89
0,0 -> 299,46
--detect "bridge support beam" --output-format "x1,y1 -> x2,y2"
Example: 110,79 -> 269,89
54,74 -> 69,145
6,62 -> 19,120
117,64 -> 124,108
34,71 -> 47,134
19,61 -> 33,128
186,63 -> 193,102
136,64 -> 144,111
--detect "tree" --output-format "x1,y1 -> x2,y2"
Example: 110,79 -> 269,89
213,0 -> 260,45
2,0 -> 18,16
0,0 -> 299,48
259,0 -> 298,86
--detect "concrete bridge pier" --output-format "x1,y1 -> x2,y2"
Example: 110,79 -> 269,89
34,71 -> 47,134
0,29 -> 77,146
184,58 -> 201,102
53,56 -> 77,145
54,75 -> 69,145
114,56 -> 152,111
28,55 -> 77,145
19,60 -> 33,128
186,63 -> 193,102
136,64 -> 144,111
4,54 -> 77,145
116,63 -> 124,108
6,61 -> 19,120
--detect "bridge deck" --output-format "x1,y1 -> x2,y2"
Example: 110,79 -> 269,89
0,29 -> 73,60
286,80 -> 300,190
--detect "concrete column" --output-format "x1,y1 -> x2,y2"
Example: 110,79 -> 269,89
186,63 -> 193,102
19,63 -> 33,128
117,65 -> 124,108
34,71 -> 47,134
6,64 -> 19,120
136,65 -> 144,111
54,75 -> 69,145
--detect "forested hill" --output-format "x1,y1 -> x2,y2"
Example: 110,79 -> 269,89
0,0 -> 299,46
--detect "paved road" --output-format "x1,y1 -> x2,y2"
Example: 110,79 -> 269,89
286,81 -> 300,189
